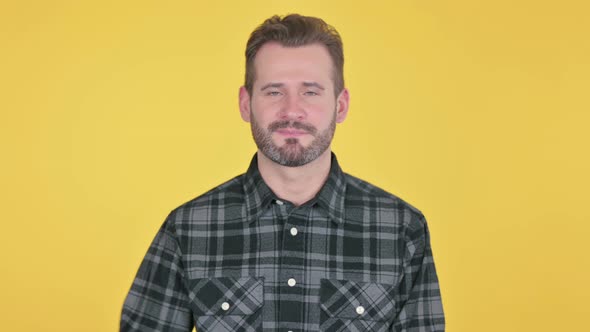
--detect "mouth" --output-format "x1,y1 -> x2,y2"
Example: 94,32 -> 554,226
275,128 -> 309,137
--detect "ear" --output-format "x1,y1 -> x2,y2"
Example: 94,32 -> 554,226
335,88 -> 350,123
239,86 -> 251,122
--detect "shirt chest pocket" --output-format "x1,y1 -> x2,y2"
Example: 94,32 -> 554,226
319,279 -> 396,332
187,277 -> 264,332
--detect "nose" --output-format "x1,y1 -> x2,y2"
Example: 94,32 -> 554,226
279,94 -> 306,120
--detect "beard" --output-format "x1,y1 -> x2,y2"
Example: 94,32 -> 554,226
250,110 -> 336,167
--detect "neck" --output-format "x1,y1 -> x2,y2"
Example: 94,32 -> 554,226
257,149 -> 332,206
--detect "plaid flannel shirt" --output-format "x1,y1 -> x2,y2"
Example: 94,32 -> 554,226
121,153 -> 444,331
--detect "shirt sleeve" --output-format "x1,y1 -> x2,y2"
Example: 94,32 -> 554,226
120,214 -> 194,332
391,214 -> 445,332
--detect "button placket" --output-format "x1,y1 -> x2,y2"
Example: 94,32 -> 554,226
278,207 -> 308,331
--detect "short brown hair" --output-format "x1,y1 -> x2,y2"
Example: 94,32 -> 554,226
244,14 -> 344,96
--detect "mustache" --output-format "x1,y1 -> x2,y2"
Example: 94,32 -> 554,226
268,121 -> 317,135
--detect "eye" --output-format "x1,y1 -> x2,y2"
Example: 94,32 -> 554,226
304,91 -> 319,96
266,91 -> 282,96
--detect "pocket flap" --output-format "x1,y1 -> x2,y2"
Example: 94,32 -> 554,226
188,277 -> 263,316
320,279 -> 395,321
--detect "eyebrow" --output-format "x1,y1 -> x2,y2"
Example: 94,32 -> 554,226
260,83 -> 284,91
259,82 -> 326,91
302,82 -> 325,90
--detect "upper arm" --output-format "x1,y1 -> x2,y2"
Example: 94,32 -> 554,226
391,213 -> 445,331
120,215 -> 194,332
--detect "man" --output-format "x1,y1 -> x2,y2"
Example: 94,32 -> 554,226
121,14 -> 444,332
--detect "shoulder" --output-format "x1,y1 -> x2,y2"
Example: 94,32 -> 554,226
163,174 -> 246,230
343,173 -> 426,230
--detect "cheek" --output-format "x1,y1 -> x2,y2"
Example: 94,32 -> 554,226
250,100 -> 272,118
251,99 -> 278,118
307,103 -> 336,123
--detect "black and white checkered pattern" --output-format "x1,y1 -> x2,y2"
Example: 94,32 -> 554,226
121,153 -> 445,331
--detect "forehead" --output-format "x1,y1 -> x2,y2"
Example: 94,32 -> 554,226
253,42 -> 334,85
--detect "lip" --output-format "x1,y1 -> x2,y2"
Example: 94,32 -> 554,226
275,129 -> 309,137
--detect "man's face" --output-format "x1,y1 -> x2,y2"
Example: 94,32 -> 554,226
239,42 -> 349,167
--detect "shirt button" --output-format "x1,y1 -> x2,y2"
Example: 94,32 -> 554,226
221,302 -> 230,311
276,199 -> 284,205
356,305 -> 365,315
287,278 -> 296,287
290,227 -> 298,236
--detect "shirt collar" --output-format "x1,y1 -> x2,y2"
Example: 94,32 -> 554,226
242,155 -> 275,223
242,153 -> 347,225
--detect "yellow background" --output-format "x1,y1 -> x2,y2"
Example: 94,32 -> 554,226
1,0 -> 589,331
